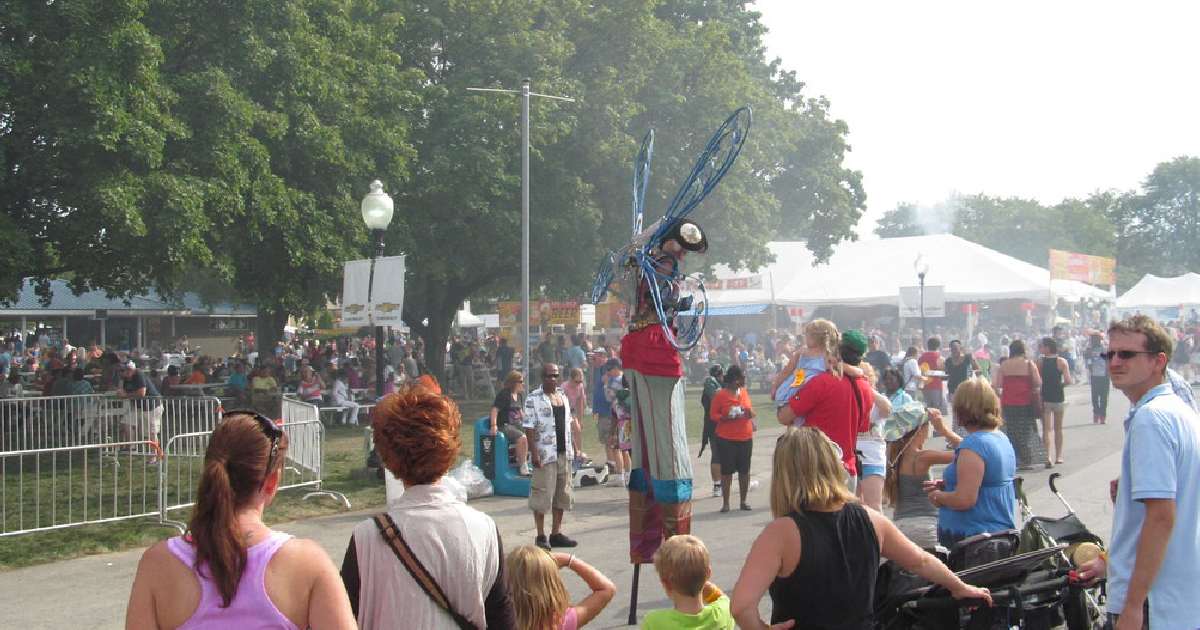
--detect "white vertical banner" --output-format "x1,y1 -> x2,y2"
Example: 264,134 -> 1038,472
898,285 -> 946,318
341,260 -> 372,327
370,255 -> 406,325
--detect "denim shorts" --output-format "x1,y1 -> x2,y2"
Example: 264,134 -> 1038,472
861,464 -> 886,478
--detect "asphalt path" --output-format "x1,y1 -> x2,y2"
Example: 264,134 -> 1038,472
0,382 -> 1131,629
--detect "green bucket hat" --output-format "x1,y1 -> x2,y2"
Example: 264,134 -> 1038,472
842,329 -> 869,355
883,400 -> 929,441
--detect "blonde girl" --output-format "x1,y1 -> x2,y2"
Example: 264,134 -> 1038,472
506,546 -> 616,630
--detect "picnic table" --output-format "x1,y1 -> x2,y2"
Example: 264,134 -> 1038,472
172,381 -> 230,396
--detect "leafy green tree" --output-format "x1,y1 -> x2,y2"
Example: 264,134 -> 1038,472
390,0 -> 867,375
1108,156 -> 1200,289
875,203 -> 943,237
0,1 -> 199,301
142,0 -> 422,348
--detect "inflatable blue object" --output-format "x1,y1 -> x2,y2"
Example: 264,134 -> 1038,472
473,417 -> 531,497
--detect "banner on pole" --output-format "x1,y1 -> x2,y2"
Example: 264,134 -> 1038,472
1048,249 -> 1115,285
370,256 -> 406,325
898,285 -> 946,318
341,260 -> 372,327
341,256 -> 406,327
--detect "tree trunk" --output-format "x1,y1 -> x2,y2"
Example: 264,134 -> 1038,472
419,303 -> 457,384
256,307 -> 290,355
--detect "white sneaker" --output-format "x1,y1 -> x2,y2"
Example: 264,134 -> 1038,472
711,484 -> 722,498
607,475 -> 624,487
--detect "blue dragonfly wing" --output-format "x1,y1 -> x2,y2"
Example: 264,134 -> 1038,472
632,130 -> 653,238
650,107 -> 753,246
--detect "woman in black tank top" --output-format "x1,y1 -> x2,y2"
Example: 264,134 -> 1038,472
1038,337 -> 1072,466
729,427 -> 992,629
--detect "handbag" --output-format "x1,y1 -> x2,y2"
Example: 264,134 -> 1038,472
372,513 -> 479,630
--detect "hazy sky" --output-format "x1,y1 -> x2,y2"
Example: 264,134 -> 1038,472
756,0 -> 1200,237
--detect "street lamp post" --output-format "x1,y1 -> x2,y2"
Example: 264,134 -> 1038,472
914,254 -> 930,343
361,180 -> 395,401
466,79 -> 574,379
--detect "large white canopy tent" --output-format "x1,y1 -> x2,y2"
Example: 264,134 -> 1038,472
1116,273 -> 1200,311
703,234 -> 1111,309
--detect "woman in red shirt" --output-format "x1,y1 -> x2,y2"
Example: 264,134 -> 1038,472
710,365 -> 756,513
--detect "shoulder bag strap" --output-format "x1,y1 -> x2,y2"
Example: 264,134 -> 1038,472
372,513 -> 479,630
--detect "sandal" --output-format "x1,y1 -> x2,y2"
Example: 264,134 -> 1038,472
740,503 -> 752,511
719,505 -> 730,513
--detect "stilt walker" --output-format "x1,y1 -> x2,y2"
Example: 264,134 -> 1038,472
591,107 -> 752,623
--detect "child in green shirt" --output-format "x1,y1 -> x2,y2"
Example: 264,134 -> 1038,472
642,535 -> 733,630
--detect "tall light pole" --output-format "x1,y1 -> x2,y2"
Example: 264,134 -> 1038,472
361,180 -> 394,401
914,254 -> 930,344
467,79 -> 574,379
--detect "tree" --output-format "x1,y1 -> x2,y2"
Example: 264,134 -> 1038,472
143,0 -> 422,349
875,203 -> 942,238
1109,156 -> 1200,289
4,0 -> 870,368
391,0 -> 867,376
0,1 -> 201,302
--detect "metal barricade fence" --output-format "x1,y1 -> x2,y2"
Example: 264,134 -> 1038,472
279,398 -> 350,506
1,439 -> 162,536
159,405 -> 349,531
276,419 -> 350,508
1,395 -> 222,537
1,394 -> 118,452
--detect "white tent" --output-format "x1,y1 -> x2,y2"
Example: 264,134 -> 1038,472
455,301 -> 485,328
702,234 -> 1111,309
1117,273 -> 1200,309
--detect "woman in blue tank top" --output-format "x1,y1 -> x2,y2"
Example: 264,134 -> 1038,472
925,379 -> 1017,547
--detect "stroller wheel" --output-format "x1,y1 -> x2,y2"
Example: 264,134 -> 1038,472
1063,585 -> 1103,630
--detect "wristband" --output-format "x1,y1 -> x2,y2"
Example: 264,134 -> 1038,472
568,554 -> 575,569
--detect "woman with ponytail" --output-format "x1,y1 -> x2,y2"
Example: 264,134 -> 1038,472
125,412 -> 355,629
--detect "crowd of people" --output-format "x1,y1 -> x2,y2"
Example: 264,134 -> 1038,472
114,311 -> 1200,628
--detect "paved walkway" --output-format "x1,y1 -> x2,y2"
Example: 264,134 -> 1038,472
0,384 -> 1129,628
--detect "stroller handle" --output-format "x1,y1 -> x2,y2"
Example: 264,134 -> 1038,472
901,575 -> 1070,611
1049,472 -> 1062,494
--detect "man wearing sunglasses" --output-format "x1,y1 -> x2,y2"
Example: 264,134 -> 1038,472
523,363 -> 577,550
1074,316 -> 1200,630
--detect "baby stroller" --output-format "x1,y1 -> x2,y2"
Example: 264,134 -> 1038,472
876,474 -> 1105,629
1015,473 -> 1106,630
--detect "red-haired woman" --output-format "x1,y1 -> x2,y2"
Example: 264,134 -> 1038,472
339,387 -> 517,629
125,412 -> 355,629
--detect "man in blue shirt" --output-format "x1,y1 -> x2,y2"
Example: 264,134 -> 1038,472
1077,316 -> 1200,629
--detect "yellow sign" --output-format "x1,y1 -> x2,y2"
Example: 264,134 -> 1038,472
594,300 -> 630,329
498,300 -> 581,327
1049,249 -> 1116,285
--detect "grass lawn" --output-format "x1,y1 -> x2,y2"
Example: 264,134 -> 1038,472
0,387 -> 773,570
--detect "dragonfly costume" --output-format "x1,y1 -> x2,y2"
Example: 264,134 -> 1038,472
592,108 -> 752,563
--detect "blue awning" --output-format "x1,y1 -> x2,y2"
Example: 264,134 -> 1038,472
696,304 -> 769,317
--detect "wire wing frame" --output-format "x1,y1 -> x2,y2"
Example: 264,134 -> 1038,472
649,107 -> 753,248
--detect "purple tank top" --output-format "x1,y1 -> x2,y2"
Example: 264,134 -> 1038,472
167,531 -> 300,630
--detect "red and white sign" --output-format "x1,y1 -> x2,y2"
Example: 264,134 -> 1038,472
787,307 -> 805,322
710,276 -> 764,291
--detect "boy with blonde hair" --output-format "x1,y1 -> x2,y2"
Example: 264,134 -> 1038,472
643,535 -> 733,629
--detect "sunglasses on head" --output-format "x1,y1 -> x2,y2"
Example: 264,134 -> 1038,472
223,409 -> 282,490
1101,350 -> 1158,361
